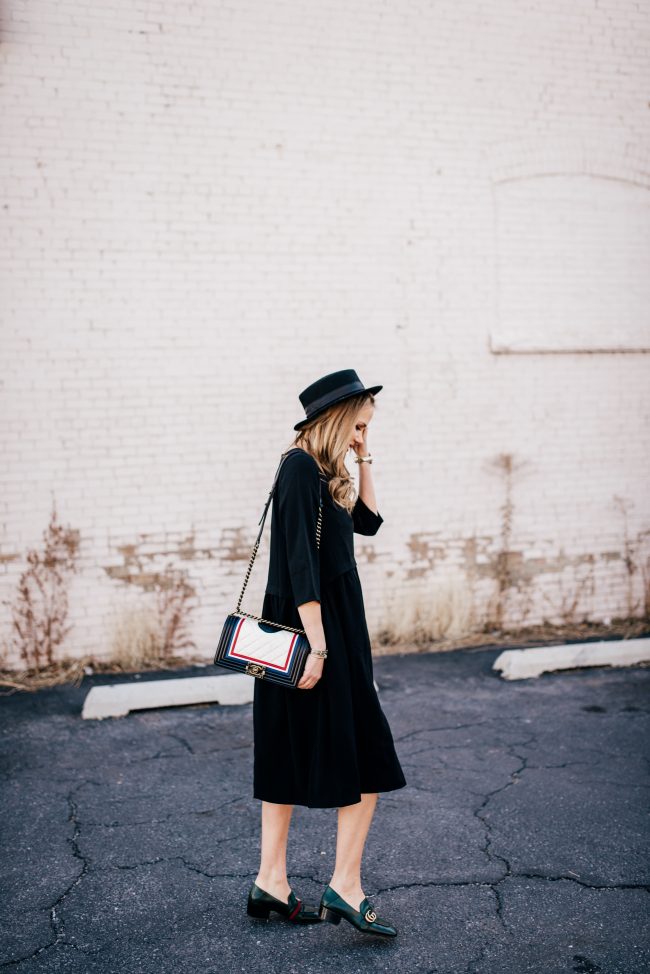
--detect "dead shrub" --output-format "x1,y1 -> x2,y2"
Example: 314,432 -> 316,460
2,502 -> 80,671
376,573 -> 473,646
106,562 -> 197,670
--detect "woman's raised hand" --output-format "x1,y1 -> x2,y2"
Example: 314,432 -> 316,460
350,424 -> 370,458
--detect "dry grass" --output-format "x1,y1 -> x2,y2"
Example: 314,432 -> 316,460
371,617 -> 650,657
0,565 -> 200,695
2,616 -> 647,693
0,598 -> 203,693
371,571 -> 649,655
106,566 -> 197,672
107,603 -> 169,671
2,547 -> 648,691
375,573 -> 474,645
0,649 -> 208,694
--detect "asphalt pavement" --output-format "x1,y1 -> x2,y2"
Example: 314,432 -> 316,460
1,646 -> 648,974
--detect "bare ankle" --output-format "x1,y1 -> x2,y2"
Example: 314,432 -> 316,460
329,876 -> 364,899
255,871 -> 290,890
330,873 -> 361,889
256,864 -> 287,878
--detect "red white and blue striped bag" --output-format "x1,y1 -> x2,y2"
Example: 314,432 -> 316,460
213,451 -> 323,689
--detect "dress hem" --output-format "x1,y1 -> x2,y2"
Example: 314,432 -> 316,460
252,779 -> 407,809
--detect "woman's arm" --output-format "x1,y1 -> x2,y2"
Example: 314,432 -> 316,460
357,456 -> 378,514
277,451 -> 326,689
297,601 -> 327,656
295,601 -> 326,690
351,460 -> 384,535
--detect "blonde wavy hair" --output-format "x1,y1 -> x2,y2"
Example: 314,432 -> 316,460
284,392 -> 376,513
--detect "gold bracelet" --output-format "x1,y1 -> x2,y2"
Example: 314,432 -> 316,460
311,648 -> 328,658
354,454 -> 373,464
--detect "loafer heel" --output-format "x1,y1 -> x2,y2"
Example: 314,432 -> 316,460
247,899 -> 271,920
319,906 -> 341,924
246,882 -> 322,924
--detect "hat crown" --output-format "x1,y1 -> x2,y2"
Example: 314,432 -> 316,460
299,369 -> 364,412
294,369 -> 383,431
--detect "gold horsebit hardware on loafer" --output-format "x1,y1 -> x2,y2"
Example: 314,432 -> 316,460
364,908 -> 377,922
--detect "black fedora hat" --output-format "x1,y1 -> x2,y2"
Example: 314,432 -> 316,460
294,369 -> 383,431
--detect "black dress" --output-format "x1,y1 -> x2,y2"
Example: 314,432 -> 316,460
252,447 -> 407,808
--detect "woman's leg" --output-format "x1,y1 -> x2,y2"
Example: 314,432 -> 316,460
254,800 -> 294,903
328,793 -> 378,910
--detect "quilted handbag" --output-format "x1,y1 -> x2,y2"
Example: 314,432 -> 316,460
213,450 -> 323,688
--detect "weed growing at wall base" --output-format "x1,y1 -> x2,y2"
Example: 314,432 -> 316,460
1,502 -> 80,671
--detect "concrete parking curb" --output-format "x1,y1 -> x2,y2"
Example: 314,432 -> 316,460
493,636 -> 650,680
81,673 -> 254,719
82,672 -> 382,718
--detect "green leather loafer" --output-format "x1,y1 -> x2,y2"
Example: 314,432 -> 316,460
318,884 -> 397,937
246,882 -> 322,923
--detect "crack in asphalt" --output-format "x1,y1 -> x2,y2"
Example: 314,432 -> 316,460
0,786 -> 91,969
393,721 -> 489,745
82,793 -> 252,829
471,735 -> 535,932
49,790 -> 91,944
2,708 -> 648,970
368,730 -> 650,956
167,732 -> 195,754
129,741 -> 251,764
367,869 -> 650,897
0,795 -> 258,968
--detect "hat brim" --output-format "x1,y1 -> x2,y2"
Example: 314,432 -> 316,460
293,385 -> 383,431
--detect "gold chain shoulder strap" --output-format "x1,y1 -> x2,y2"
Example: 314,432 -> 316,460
234,449 -> 324,634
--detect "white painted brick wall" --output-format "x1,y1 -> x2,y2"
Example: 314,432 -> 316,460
1,0 -> 649,668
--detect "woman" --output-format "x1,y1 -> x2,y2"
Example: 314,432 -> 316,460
247,369 -> 407,938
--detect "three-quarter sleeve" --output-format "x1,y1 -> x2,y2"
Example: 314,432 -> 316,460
351,494 -> 384,536
277,452 -> 322,607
